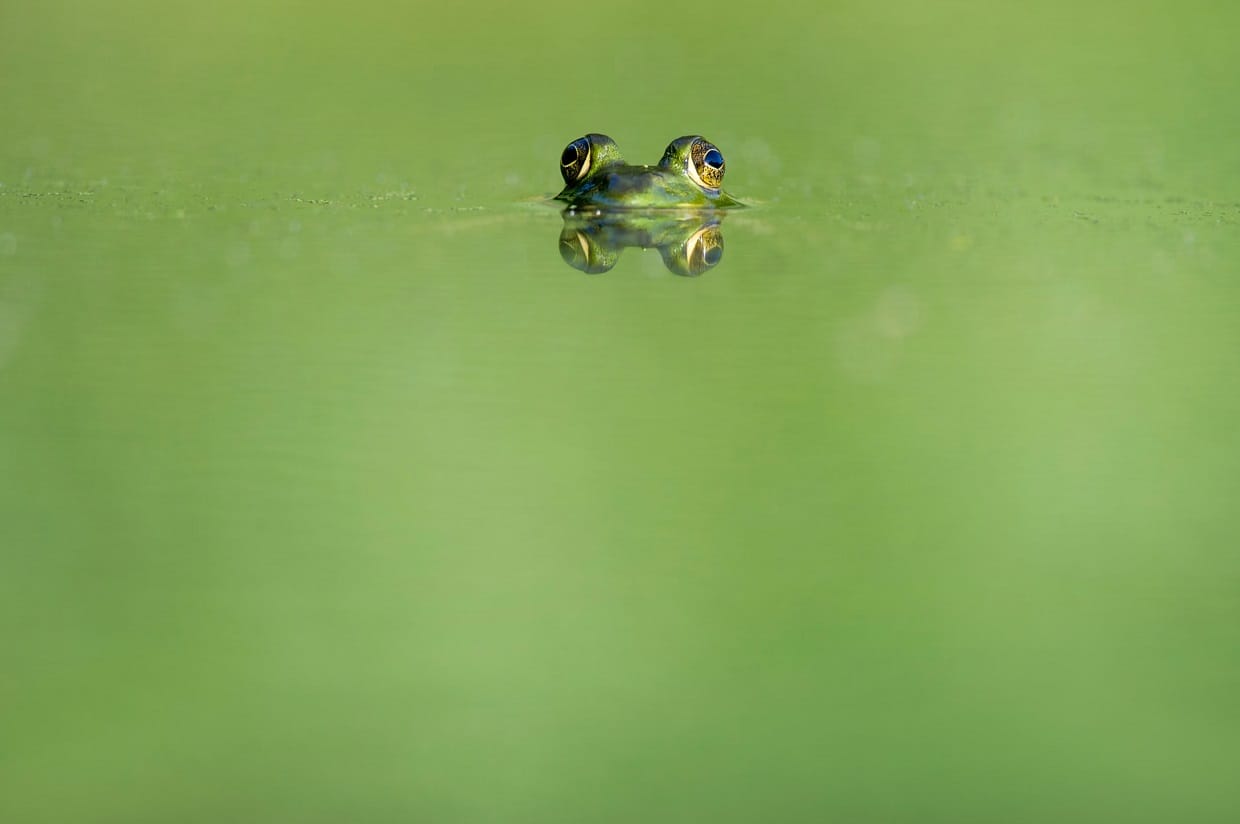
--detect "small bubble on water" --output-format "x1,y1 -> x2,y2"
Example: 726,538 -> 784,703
739,137 -> 781,176
225,242 -> 252,268
853,136 -> 882,165
876,286 -> 922,339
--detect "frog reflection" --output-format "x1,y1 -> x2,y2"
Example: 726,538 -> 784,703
557,212 -> 727,277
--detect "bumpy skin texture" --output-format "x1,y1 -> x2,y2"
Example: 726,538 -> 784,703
555,134 -> 743,210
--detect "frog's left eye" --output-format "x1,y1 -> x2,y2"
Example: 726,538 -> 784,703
560,137 -> 592,184
687,139 -> 725,191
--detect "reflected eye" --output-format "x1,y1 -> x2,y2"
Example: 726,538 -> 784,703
668,222 -> 725,276
560,137 -> 591,184
688,139 -> 725,190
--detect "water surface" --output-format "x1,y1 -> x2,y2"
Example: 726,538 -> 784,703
3,1 -> 1239,821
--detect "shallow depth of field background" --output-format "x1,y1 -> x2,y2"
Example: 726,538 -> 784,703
2,1 -> 1239,821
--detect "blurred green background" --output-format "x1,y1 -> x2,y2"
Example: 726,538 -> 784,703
3,1 -> 1239,821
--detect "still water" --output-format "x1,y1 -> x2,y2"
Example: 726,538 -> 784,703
3,1 -> 1239,821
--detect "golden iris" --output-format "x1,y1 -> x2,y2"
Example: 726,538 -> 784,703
560,137 -> 591,184
689,139 -> 725,190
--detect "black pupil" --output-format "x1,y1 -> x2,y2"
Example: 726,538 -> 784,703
704,149 -> 723,169
704,247 -> 723,265
562,144 -> 580,166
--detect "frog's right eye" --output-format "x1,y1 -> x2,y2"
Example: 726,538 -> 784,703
560,137 -> 592,184
687,139 -> 725,191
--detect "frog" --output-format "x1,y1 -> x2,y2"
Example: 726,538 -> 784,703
555,133 -> 743,210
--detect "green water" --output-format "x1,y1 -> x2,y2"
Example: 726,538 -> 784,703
3,1 -> 1239,821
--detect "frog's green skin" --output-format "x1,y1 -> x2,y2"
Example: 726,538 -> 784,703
555,134 -> 743,210
558,211 -> 726,276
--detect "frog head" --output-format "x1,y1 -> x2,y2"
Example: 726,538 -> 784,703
555,133 -> 742,209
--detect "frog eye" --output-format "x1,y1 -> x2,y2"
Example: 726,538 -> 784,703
660,222 -> 725,276
687,139 -> 725,190
560,137 -> 592,184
